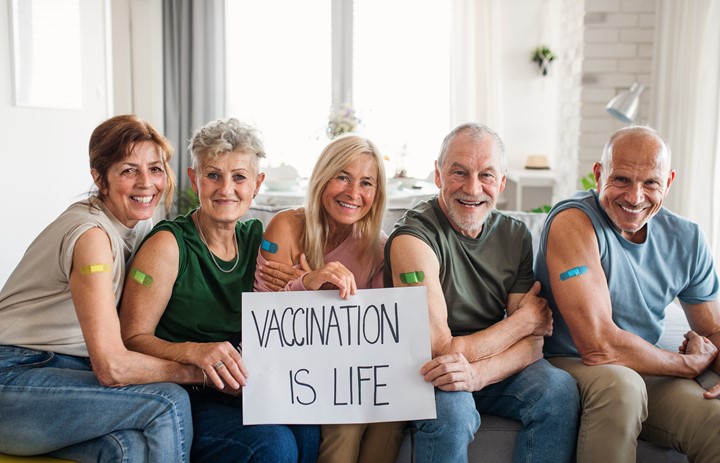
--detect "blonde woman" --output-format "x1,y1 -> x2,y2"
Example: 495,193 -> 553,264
255,134 -> 405,463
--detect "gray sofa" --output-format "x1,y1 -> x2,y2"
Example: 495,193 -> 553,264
245,205 -> 703,463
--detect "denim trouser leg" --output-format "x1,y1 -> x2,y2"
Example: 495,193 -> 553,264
473,359 -> 580,463
0,346 -> 193,463
188,388 -> 320,463
49,430 -> 148,463
412,389 -> 480,463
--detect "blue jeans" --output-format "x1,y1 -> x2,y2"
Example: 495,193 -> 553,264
187,387 -> 320,463
0,345 -> 193,462
413,359 -> 579,463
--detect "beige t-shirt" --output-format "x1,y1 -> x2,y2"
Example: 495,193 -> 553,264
0,197 -> 151,357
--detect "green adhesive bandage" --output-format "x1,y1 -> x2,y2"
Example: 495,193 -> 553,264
80,264 -> 110,275
131,267 -> 153,287
559,265 -> 588,281
400,271 -> 425,284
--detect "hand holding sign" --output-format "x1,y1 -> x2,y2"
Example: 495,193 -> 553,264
241,286 -> 436,424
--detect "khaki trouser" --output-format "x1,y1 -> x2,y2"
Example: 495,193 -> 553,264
550,357 -> 720,463
316,421 -> 406,463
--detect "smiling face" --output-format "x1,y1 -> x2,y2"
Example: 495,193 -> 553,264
188,150 -> 264,226
595,129 -> 674,243
320,153 -> 378,230
436,133 -> 506,238
94,140 -> 167,228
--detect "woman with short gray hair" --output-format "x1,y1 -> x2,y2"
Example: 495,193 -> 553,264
120,117 -> 320,462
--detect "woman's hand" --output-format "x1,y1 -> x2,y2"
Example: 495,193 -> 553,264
256,254 -> 311,291
190,341 -> 248,390
302,260 -> 358,300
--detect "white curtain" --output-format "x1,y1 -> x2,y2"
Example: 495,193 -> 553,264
163,0 -> 226,214
651,0 -> 720,263
450,0 -> 502,131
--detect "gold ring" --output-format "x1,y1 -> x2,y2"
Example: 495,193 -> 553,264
213,361 -> 226,371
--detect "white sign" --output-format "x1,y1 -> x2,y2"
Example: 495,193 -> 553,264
241,286 -> 436,425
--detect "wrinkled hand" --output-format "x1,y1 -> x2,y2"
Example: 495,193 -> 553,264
680,331 -> 718,378
420,353 -> 482,392
514,282 -> 553,337
302,260 -> 357,300
257,255 -> 310,291
192,341 -> 248,390
703,379 -> 720,399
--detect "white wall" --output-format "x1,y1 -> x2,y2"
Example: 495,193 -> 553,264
0,0 -> 111,286
499,0 -> 560,171
111,0 -> 164,129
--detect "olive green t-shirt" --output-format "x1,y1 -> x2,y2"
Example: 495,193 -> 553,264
385,198 -> 535,336
147,210 -> 263,343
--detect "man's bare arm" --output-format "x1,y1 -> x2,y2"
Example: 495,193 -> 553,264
546,208 -> 717,378
389,234 -> 545,364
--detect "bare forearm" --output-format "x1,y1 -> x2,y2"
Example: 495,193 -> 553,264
91,347 -> 201,387
124,333 -> 199,366
441,316 -> 533,362
469,336 -> 543,390
582,329 -> 709,378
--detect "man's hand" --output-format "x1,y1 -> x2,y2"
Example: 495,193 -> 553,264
419,353 -> 483,392
702,380 -> 720,399
512,282 -> 553,337
679,331 -> 718,378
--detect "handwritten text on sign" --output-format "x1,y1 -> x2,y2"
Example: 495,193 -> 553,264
241,286 -> 436,424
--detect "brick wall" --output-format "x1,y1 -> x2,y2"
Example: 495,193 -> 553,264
554,0 -> 656,200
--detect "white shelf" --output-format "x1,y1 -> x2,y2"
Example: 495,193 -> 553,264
505,169 -> 555,211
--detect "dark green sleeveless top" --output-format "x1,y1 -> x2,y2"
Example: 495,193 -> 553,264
146,210 -> 263,343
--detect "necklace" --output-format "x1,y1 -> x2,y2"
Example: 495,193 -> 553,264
195,208 -> 240,274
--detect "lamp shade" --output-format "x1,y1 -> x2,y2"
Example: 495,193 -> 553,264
606,82 -> 645,124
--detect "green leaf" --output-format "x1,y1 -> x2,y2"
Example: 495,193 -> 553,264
530,204 -> 552,213
581,172 -> 595,190
177,187 -> 199,216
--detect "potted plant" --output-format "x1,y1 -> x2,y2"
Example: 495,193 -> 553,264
531,45 -> 556,76
327,103 -> 360,139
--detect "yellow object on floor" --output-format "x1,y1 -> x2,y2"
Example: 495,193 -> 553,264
0,454 -> 73,462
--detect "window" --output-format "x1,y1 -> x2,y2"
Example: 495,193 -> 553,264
10,0 -> 82,109
225,1 -> 451,178
225,1 -> 331,177
353,0 -> 450,179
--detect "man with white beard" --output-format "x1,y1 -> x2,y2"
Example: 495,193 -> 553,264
384,122 -> 579,463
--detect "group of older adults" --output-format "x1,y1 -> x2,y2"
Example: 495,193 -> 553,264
0,114 -> 718,463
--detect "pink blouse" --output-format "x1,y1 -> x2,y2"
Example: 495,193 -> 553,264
254,233 -> 386,292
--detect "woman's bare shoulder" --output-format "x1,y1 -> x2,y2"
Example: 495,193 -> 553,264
265,208 -> 305,238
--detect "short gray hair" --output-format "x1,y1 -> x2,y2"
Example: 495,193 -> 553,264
188,118 -> 266,169
600,125 -> 671,170
438,122 -> 507,173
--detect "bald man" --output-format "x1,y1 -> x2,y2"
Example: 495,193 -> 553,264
536,126 -> 720,462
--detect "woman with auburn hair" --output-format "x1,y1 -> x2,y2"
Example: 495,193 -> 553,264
255,134 -> 405,463
0,114 -> 195,462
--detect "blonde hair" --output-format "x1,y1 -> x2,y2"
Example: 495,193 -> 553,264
302,134 -> 387,275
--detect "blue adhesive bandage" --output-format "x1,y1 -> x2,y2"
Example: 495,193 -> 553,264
261,239 -> 278,254
559,265 -> 588,281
